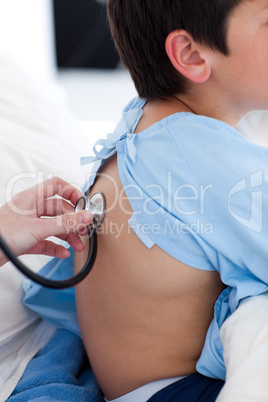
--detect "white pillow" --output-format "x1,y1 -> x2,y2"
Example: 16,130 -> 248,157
0,55 -> 93,205
237,111 -> 268,148
0,53 -> 93,398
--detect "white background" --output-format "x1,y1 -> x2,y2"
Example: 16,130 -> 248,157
0,0 -> 136,131
0,0 -> 267,145
0,0 -> 55,81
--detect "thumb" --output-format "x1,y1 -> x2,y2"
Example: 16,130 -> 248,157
42,210 -> 93,237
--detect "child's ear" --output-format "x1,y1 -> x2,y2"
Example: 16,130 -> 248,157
165,30 -> 211,83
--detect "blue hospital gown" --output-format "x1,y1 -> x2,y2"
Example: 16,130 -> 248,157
24,96 -> 268,381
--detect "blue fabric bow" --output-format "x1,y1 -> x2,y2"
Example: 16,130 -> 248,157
80,107 -> 143,166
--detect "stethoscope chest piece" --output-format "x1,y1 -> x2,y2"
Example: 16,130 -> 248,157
75,192 -> 106,230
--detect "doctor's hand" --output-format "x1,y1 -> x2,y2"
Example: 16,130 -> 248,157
0,177 -> 93,266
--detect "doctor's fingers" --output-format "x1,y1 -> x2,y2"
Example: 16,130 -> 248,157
36,177 -> 82,207
11,178 -> 82,212
25,239 -> 72,259
39,209 -> 93,239
56,231 -> 87,252
37,198 -> 77,217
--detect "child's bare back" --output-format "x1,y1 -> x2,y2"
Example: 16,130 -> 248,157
75,100 -> 225,400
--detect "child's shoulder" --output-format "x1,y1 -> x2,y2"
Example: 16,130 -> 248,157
124,96 -> 243,142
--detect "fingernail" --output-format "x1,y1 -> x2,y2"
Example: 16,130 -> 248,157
78,210 -> 93,223
64,250 -> 71,258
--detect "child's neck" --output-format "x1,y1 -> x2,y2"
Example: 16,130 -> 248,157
134,97 -> 193,134
178,84 -> 247,128
135,94 -> 244,135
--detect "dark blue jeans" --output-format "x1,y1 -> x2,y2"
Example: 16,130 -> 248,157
147,373 -> 224,402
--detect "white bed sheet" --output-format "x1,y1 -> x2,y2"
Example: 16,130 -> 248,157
0,52 -> 94,399
217,293 -> 268,401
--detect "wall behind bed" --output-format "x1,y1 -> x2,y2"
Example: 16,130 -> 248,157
0,0 -> 136,124
0,0 -> 55,81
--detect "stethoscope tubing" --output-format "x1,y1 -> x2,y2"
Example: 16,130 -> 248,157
0,227 -> 97,289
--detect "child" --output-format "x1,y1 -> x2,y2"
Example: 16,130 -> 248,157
74,0 -> 268,400
11,0 -> 268,401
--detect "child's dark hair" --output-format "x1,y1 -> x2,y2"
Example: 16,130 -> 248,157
107,0 -> 244,100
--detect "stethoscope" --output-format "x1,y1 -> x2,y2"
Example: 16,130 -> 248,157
0,192 -> 106,289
